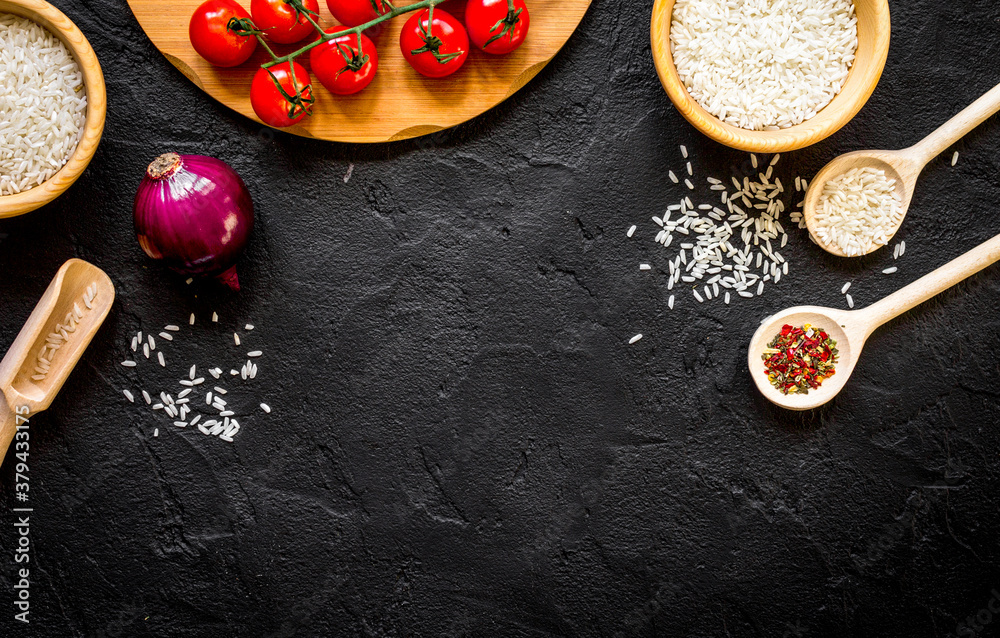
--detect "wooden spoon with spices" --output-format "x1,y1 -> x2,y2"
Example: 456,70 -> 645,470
0,259 -> 114,465
803,81 -> 1000,257
748,230 -> 1000,410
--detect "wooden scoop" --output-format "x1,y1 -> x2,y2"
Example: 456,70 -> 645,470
804,81 -> 1000,257
0,259 -> 114,463
748,230 -> 1000,410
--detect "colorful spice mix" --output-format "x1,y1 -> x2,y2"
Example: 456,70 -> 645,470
762,324 -> 839,395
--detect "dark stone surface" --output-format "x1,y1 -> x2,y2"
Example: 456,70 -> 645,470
2,0 -> 1000,636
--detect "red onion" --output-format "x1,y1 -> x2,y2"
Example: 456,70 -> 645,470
134,153 -> 254,290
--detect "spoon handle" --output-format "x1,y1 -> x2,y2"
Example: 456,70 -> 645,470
910,81 -> 1000,166
860,231 -> 1000,333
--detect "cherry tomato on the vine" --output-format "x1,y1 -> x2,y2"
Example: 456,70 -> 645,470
400,9 -> 469,78
466,0 -> 529,54
251,0 -> 319,44
250,61 -> 314,127
310,27 -> 379,95
326,0 -> 388,28
189,0 -> 258,67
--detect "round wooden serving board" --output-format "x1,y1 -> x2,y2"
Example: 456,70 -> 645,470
127,0 -> 590,142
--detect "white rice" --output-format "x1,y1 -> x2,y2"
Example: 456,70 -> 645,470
627,225 -> 636,237
670,0 -> 858,131
841,282 -> 851,294
0,14 -> 87,196
639,264 -> 651,271
628,334 -> 643,344
119,316 -> 275,446
951,151 -> 959,166
882,266 -> 897,274
846,293 -> 854,308
639,152 -> 802,309
813,167 -> 902,256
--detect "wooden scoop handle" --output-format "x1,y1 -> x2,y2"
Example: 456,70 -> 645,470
858,231 -> 1000,335
910,81 -> 1000,165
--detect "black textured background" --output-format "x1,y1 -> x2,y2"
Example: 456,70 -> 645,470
2,0 -> 1000,636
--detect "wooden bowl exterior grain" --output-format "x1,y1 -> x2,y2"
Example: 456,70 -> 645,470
0,0 -> 106,218
650,0 -> 891,153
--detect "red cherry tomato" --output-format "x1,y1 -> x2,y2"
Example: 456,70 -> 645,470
466,0 -> 529,54
310,27 -> 379,95
400,9 -> 468,78
250,0 -> 318,44
325,0 -> 388,28
250,61 -> 314,127
189,0 -> 257,67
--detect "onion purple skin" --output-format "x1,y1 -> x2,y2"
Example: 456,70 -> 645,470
134,153 -> 254,291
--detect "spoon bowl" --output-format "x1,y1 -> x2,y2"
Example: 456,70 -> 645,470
804,81 -> 1000,257
749,306 -> 864,411
803,150 -> 918,257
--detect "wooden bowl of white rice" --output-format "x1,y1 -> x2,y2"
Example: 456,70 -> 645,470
651,0 -> 890,153
0,0 -> 105,218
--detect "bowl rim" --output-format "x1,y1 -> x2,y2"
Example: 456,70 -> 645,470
650,0 -> 891,153
0,0 -> 106,218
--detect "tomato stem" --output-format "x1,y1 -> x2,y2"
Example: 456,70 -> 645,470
265,66 -> 314,121
282,0 -> 318,20
483,4 -> 522,49
409,4 -> 465,64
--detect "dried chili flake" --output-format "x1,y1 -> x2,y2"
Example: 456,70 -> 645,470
762,323 -> 838,395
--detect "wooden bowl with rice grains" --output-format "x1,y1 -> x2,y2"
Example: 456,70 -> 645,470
651,0 -> 890,153
0,0 -> 105,218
